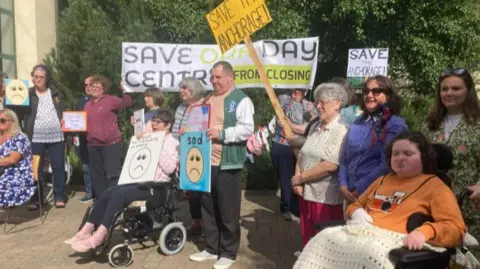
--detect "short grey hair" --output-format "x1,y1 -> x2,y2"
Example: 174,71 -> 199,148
179,77 -> 207,100
313,82 -> 349,107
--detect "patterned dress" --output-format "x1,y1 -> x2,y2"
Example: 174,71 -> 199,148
421,118 -> 480,255
0,134 -> 36,206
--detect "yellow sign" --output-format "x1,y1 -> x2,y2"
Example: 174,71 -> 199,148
206,0 -> 272,53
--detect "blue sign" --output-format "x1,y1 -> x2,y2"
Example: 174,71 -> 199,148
180,131 -> 211,192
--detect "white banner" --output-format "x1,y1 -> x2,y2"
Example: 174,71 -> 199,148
347,48 -> 389,77
121,37 -> 319,92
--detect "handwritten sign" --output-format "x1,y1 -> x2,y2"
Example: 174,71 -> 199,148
134,108 -> 145,134
62,111 -> 87,132
206,0 -> 272,53
5,79 -> 30,106
347,48 -> 389,77
184,105 -> 210,132
118,132 -> 165,185
180,131 -> 211,192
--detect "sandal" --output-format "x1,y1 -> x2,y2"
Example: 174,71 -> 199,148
55,201 -> 66,208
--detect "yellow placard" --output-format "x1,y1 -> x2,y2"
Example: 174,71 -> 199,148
206,0 -> 272,53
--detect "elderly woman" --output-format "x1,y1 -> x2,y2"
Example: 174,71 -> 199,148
0,108 -> 36,206
294,131 -> 466,269
291,83 -> 349,249
23,64 -> 66,209
330,77 -> 362,126
339,75 -> 407,203
420,68 -> 480,255
130,87 -> 165,133
171,77 -> 207,238
84,75 -> 132,199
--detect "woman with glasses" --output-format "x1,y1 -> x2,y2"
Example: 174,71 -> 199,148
66,108 -> 179,252
84,75 -> 132,199
0,108 -> 36,207
22,65 -> 67,209
339,75 -> 407,203
170,77 -> 207,241
421,68 -> 480,253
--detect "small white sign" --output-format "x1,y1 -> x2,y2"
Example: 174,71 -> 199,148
118,132 -> 166,185
347,48 -> 389,77
134,108 -> 145,134
62,111 -> 87,132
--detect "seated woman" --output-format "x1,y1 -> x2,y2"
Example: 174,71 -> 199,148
294,131 -> 466,269
65,108 -> 179,252
0,108 -> 36,207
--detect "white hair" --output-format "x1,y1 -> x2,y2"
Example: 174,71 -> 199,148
313,83 -> 349,107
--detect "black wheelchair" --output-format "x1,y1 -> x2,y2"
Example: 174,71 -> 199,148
78,179 -> 187,268
315,144 -> 478,269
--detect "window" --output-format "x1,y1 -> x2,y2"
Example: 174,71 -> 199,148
0,0 -> 16,77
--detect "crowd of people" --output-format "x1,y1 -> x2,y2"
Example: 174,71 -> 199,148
0,60 -> 479,268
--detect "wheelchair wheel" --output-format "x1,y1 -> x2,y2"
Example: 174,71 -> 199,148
158,222 -> 186,255
108,244 -> 134,268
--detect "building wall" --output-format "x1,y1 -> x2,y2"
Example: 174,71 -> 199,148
14,0 -> 57,79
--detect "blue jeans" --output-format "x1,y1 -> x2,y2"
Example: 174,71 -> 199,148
82,164 -> 92,198
31,141 -> 66,202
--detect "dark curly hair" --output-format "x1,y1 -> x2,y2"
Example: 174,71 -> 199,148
385,131 -> 437,174
360,75 -> 403,117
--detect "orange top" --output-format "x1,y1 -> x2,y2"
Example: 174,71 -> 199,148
205,91 -> 228,166
347,173 -> 466,247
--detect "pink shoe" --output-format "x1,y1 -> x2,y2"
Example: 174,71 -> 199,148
71,237 -> 97,253
64,233 -> 90,245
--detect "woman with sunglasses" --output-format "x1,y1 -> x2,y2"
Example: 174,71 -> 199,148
339,75 -> 407,204
66,108 -> 179,252
421,68 -> 480,253
0,108 -> 36,207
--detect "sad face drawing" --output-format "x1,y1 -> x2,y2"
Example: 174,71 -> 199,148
185,147 -> 204,183
128,147 -> 152,179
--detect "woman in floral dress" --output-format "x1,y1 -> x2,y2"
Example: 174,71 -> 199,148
421,68 -> 480,253
0,108 -> 36,206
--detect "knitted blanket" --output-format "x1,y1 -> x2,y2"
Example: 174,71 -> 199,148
294,222 -> 446,269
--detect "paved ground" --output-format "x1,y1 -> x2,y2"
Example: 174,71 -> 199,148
0,188 -> 301,269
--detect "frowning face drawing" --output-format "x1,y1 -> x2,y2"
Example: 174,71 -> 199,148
185,147 -> 203,183
6,79 -> 29,105
128,147 -> 152,179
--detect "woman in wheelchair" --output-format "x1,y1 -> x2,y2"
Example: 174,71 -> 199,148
0,108 -> 36,207
65,108 -> 179,252
294,131 -> 466,269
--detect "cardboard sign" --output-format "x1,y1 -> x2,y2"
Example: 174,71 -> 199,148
5,79 -> 30,106
179,131 -> 211,192
118,132 -> 165,185
206,0 -> 272,53
347,48 -> 389,77
121,38 -> 319,92
62,111 -> 87,132
133,108 -> 145,134
183,105 -> 210,132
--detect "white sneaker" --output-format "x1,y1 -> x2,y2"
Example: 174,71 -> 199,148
213,257 -> 235,269
189,250 -> 218,262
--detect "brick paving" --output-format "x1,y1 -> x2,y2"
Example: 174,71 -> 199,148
0,189 -> 301,269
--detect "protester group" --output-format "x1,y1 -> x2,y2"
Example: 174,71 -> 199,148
0,60 -> 479,268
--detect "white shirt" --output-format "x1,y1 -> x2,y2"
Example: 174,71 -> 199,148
443,114 -> 463,140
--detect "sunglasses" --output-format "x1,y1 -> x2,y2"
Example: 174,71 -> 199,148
363,87 -> 385,96
442,68 -> 468,76
0,118 -> 10,124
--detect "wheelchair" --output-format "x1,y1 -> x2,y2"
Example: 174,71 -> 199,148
315,143 -> 478,269
78,179 -> 187,268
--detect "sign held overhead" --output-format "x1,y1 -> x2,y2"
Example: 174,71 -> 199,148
206,0 -> 272,53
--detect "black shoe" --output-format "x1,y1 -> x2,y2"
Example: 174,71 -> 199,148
187,225 -> 203,237
27,202 -> 39,211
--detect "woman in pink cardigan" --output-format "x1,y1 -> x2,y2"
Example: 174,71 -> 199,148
65,108 -> 179,252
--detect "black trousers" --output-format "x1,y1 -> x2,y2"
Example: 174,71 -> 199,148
188,192 -> 202,220
202,167 -> 242,260
87,184 -> 151,227
87,143 -> 122,199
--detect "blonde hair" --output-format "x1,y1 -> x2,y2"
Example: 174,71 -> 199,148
0,108 -> 24,136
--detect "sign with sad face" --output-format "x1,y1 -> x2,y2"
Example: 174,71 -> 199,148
180,131 -> 211,192
118,132 -> 165,185
5,79 -> 30,106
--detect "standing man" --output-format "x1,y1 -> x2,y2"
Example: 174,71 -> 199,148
75,75 -> 93,203
189,61 -> 254,269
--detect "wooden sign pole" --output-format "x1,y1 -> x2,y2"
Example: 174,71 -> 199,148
243,35 -> 294,139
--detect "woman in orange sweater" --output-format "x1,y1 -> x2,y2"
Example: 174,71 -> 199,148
294,131 -> 466,269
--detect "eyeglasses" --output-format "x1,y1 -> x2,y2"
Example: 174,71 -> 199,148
363,87 -> 385,96
151,119 -> 166,125
0,118 -> 10,124
315,99 -> 331,106
442,68 -> 468,76
85,83 -> 92,88
33,76 -> 46,80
